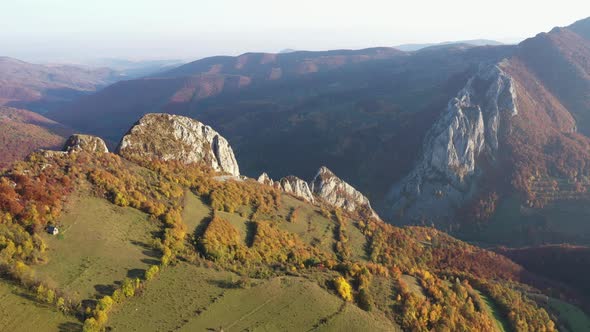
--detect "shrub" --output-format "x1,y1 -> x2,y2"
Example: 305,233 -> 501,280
333,276 -> 353,301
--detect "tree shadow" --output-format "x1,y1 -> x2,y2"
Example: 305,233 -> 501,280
15,291 -> 38,303
141,258 -> 161,265
245,221 -> 257,247
94,284 -> 116,296
193,215 -> 213,254
130,240 -> 160,258
81,298 -> 97,309
194,216 -> 212,239
207,279 -> 236,289
127,268 -> 146,279
58,322 -> 83,332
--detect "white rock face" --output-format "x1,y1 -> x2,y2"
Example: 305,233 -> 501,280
257,172 -> 275,186
117,113 -> 240,176
279,176 -> 315,203
311,166 -> 380,219
63,134 -> 109,154
386,64 -> 518,222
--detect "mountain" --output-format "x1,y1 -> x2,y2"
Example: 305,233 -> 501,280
0,107 -> 73,169
45,17 -> 590,248
386,17 -> 590,245
47,47 -> 405,142
47,44 -> 512,202
394,39 -> 504,52
82,58 -> 185,78
0,57 -> 122,113
0,114 -> 574,331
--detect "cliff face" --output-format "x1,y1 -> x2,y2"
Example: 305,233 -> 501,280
257,172 -> 276,187
386,64 -> 518,222
310,166 -> 379,219
63,134 -> 109,154
258,167 -> 379,218
279,176 -> 315,203
117,113 -> 240,176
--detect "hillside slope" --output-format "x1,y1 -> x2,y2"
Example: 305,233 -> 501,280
48,44 -> 513,201
46,17 -> 590,248
0,57 -> 121,113
0,107 -> 72,169
0,115 -> 568,331
382,17 -> 590,246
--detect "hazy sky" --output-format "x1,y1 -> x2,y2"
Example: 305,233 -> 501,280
1,0 -> 589,63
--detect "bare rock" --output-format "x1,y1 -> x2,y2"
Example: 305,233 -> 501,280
386,63 -> 518,222
63,134 -> 109,153
311,166 -> 380,219
117,113 -> 239,176
279,175 -> 315,203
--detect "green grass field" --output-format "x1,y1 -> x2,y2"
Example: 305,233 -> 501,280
400,274 -> 426,300
36,193 -> 160,302
217,210 -> 250,243
182,190 -> 212,232
474,289 -> 508,332
0,280 -> 80,332
548,298 -> 590,332
109,262 -> 398,332
108,262 -> 238,331
274,195 -> 337,255
179,275 -> 399,332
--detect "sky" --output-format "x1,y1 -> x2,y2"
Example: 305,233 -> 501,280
1,0 -> 589,64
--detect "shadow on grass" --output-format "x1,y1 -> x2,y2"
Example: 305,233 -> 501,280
245,221 -> 257,247
58,322 -> 83,332
127,268 -> 147,279
193,215 -> 213,254
94,284 -> 116,296
207,279 -> 237,289
141,258 -> 161,265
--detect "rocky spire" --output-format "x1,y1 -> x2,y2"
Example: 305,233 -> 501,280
311,166 -> 380,219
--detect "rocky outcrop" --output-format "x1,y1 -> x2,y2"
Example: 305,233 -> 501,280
63,134 -> 109,153
386,64 -> 518,222
257,172 -> 275,186
117,113 -> 240,176
311,166 -> 379,219
279,176 -> 315,203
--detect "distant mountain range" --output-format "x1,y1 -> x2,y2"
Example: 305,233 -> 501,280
0,57 -> 122,113
393,39 -> 505,52
0,57 -> 185,114
2,15 -> 590,332
81,58 -> 185,78
40,16 -> 590,248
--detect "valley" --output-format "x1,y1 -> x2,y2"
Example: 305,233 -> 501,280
2,6 -> 590,331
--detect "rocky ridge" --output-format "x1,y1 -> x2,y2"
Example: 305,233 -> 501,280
257,172 -> 275,187
310,166 -> 379,218
278,176 -> 315,203
258,167 -> 380,218
117,113 -> 240,176
63,134 -> 109,154
386,63 -> 519,222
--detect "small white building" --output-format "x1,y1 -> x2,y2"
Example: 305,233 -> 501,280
47,226 -> 59,235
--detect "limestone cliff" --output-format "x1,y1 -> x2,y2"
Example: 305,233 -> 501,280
278,176 -> 315,203
117,113 -> 240,176
257,172 -> 275,187
310,166 -> 379,219
386,63 -> 518,222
